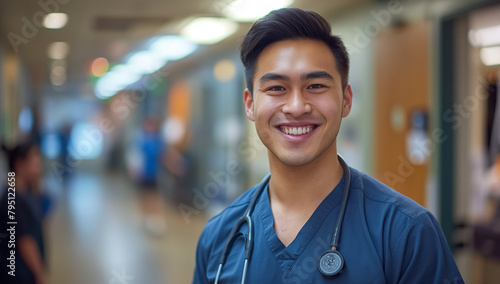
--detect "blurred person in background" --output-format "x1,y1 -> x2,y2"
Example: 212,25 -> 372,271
137,117 -> 168,236
0,141 -> 49,284
140,117 -> 164,190
193,8 -> 463,283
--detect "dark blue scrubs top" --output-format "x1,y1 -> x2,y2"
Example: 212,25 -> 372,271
193,168 -> 464,283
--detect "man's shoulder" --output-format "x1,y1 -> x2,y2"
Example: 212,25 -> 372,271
350,168 -> 431,221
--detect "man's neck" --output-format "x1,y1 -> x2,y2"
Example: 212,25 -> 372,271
267,147 -> 344,209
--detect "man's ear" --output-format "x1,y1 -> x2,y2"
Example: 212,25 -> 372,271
244,88 -> 255,121
341,84 -> 353,118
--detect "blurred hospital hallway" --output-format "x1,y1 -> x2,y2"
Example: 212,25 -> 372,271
45,170 -> 206,284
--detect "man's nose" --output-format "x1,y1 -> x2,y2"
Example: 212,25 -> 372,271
282,89 -> 312,117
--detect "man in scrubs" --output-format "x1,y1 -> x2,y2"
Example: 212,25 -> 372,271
193,8 -> 463,284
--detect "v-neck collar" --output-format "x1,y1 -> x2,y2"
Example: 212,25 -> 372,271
256,173 -> 346,273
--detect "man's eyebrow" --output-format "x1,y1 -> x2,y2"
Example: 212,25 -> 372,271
259,72 -> 290,83
258,71 -> 334,84
301,71 -> 334,81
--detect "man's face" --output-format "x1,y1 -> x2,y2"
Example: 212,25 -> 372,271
244,39 -> 352,167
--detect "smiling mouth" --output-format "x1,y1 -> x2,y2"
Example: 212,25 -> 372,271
278,125 -> 317,136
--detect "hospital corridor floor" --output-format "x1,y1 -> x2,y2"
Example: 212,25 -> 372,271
44,171 -> 206,284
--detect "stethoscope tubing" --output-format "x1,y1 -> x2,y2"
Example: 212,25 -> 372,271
330,156 -> 350,249
214,174 -> 269,284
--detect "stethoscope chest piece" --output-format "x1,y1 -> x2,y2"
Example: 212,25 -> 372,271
317,249 -> 345,278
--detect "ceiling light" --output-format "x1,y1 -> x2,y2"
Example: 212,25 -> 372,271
480,46 -> 500,66
43,13 -> 68,29
126,50 -> 167,75
95,75 -> 126,99
149,35 -> 197,61
47,42 -> 69,60
469,25 -> 500,47
95,65 -> 143,99
221,0 -> 293,22
180,17 -> 238,45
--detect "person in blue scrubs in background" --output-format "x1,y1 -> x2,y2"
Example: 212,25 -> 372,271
193,8 -> 463,284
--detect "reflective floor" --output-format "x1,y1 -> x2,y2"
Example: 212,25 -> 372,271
45,171 -> 206,284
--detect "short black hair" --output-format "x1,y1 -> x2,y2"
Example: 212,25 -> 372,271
240,8 -> 349,94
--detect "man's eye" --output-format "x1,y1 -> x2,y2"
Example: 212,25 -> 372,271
268,86 -> 286,91
308,84 -> 324,89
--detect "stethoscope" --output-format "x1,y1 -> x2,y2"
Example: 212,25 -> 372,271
214,155 -> 351,284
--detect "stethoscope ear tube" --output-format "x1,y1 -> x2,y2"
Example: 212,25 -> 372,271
215,174 -> 270,284
330,155 -> 351,249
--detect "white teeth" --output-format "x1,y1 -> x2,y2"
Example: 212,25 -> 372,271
281,126 -> 314,136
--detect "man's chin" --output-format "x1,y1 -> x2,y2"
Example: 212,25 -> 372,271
273,152 -> 316,168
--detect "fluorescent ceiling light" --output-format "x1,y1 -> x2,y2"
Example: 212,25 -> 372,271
221,0 -> 293,22
149,35 -> 197,61
95,65 -> 143,99
469,25 -> 500,47
43,13 -> 68,29
126,50 -> 167,75
95,35 -> 194,99
181,17 -> 238,45
47,42 -> 69,60
480,46 -> 500,66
